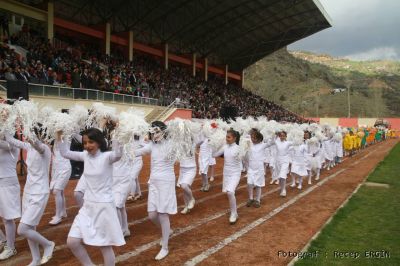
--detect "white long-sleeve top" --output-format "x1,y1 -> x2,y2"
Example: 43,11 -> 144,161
52,141 -> 71,170
0,139 -> 19,179
307,141 -> 321,157
58,139 -> 122,202
213,143 -> 242,177
290,143 -> 308,166
6,134 -> 51,194
134,140 -> 176,182
248,142 -> 269,171
274,138 -> 293,163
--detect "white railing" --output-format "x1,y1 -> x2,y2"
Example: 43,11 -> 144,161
0,80 -> 159,106
152,99 -> 178,121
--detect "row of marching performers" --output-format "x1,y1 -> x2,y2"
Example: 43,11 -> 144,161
0,122 -> 378,265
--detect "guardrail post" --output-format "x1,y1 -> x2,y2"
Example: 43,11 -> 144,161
73,88 -> 75,99
86,90 -> 88,100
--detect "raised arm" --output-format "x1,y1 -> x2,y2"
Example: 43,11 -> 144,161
0,139 -> 13,151
27,137 -> 47,154
5,134 -> 30,150
212,146 -> 225,158
57,138 -> 85,161
134,142 -> 152,157
108,139 -> 123,163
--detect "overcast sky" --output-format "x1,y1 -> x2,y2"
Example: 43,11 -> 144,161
288,0 -> 400,61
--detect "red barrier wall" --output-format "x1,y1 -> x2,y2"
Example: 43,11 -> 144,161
165,109 -> 193,121
385,118 -> 400,130
338,118 -> 358,128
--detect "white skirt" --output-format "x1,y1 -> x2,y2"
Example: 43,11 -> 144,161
222,173 -> 241,193
198,154 -> 210,174
74,175 -> 86,193
177,167 -> 196,186
21,193 -> 49,226
113,175 -> 133,208
0,177 -> 21,220
209,157 -> 216,166
247,168 -> 265,187
291,163 -> 308,177
50,167 -> 71,191
132,160 -> 143,179
274,161 -> 290,180
147,180 -> 177,214
68,201 -> 125,246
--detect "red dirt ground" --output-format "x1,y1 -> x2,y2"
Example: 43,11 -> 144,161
3,139 -> 397,266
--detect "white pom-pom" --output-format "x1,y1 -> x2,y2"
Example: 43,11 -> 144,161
69,104 -> 88,131
42,112 -> 76,142
287,128 -> 304,146
165,118 -> 195,161
208,128 -> 226,152
114,108 -> 148,145
11,100 -> 39,139
86,102 -> 117,129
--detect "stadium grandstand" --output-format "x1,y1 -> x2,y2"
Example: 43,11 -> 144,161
0,0 -> 331,122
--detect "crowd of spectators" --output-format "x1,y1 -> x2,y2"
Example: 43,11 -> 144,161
0,28 -> 306,122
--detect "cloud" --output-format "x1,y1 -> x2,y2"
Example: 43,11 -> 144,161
288,0 -> 400,61
345,47 -> 400,61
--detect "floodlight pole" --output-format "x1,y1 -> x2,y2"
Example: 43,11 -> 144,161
347,81 -> 351,118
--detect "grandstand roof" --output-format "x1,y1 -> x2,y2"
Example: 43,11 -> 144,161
44,0 -> 331,71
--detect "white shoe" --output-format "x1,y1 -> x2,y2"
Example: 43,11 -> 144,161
269,179 -> 274,184
327,167 -> 330,171
188,198 -> 195,210
180,206 -> 190,214
308,180 -> 312,185
297,184 -> 302,190
229,213 -> 238,224
0,245 -> 17,260
49,216 -> 62,225
0,241 -> 6,251
203,183 -> 210,192
290,183 -> 296,188
40,242 -> 55,265
315,176 -> 320,181
280,189 -> 287,197
155,248 -> 169,260
209,176 -> 214,182
123,229 -> 131,238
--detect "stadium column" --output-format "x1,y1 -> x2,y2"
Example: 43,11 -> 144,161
47,1 -> 54,44
128,30 -> 134,61
204,57 -> 208,82
164,43 -> 169,70
241,70 -> 245,88
192,53 -> 196,77
224,64 -> 228,85
105,22 -> 111,56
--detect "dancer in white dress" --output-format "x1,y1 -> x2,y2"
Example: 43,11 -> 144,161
49,141 -> 71,225
213,129 -> 242,224
134,121 -> 177,260
5,130 -> 55,266
113,148 -> 135,237
289,139 -> 308,190
198,135 -> 211,191
0,136 -> 20,260
127,135 -> 144,201
246,129 -> 268,208
306,136 -> 322,184
178,142 -> 197,214
58,128 -> 125,266
272,132 -> 293,197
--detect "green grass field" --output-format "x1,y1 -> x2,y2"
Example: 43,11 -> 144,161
295,143 -> 400,266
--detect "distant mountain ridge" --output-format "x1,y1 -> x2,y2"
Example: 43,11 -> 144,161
244,49 -> 400,118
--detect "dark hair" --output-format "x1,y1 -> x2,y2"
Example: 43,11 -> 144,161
149,121 -> 167,141
227,128 -> 240,145
82,128 -> 107,152
250,128 -> 263,142
280,131 -> 287,136
33,123 -> 46,140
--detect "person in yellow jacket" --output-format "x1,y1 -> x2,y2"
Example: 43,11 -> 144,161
343,131 -> 355,156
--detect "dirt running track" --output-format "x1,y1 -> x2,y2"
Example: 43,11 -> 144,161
3,139 -> 398,266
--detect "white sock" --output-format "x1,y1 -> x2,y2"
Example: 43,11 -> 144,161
67,237 -> 93,265
99,246 -> 115,266
158,214 -> 171,250
181,184 -> 193,206
54,189 -> 63,218
135,178 -> 141,196
3,219 -> 16,249
255,187 -> 262,202
227,192 -> 237,216
201,174 -> 208,187
247,184 -> 254,200
279,178 -> 286,193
